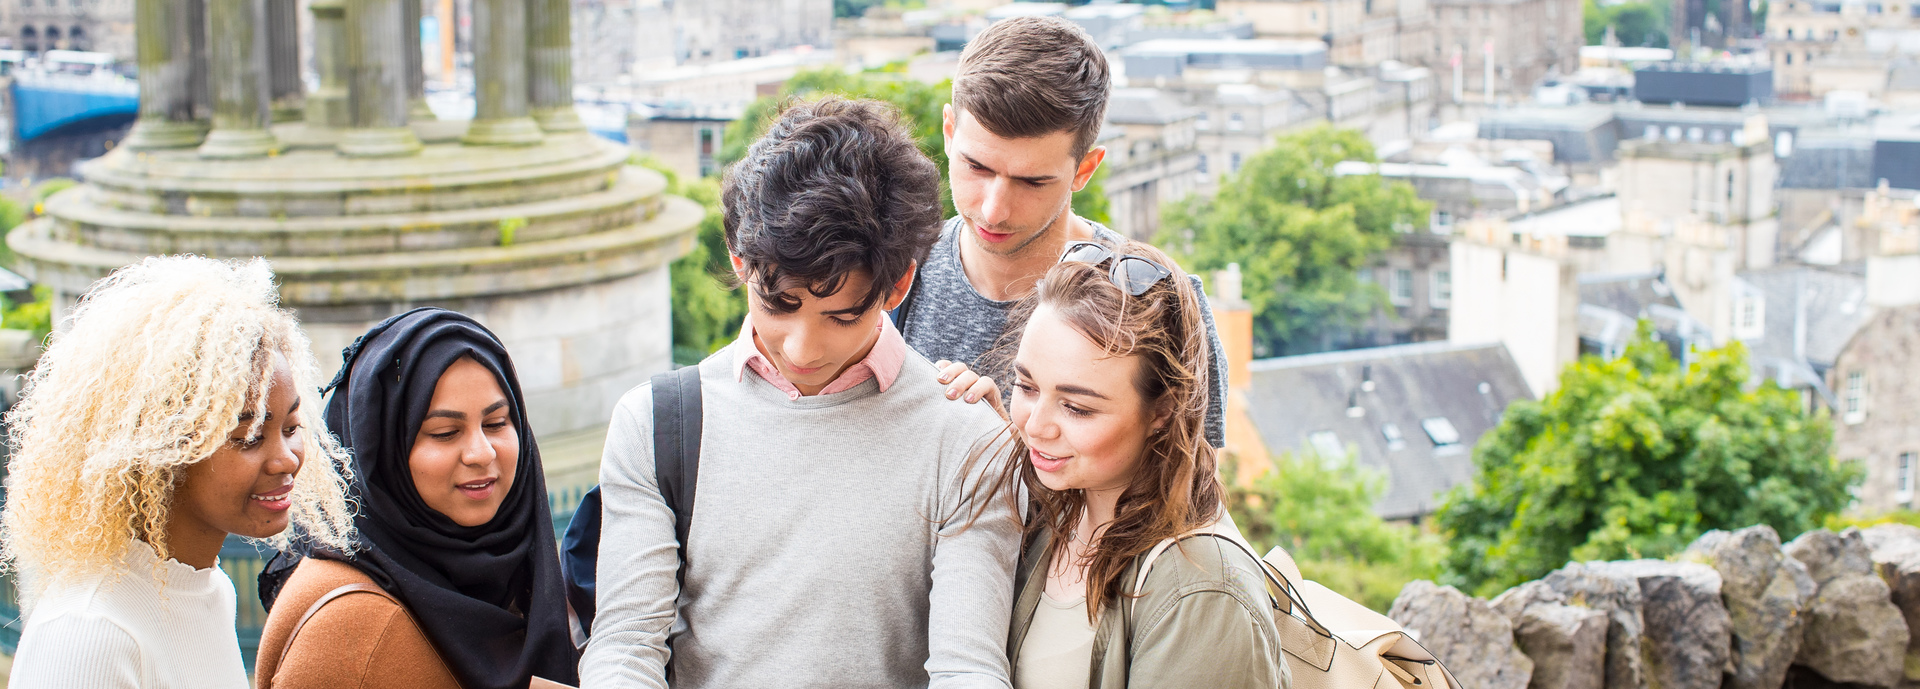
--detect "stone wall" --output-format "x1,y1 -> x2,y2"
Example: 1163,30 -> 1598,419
1392,524 -> 1920,689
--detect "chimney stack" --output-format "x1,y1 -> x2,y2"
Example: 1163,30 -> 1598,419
1211,264 -> 1271,481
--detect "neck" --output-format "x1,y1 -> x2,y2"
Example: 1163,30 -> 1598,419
1082,484 -> 1124,538
160,515 -> 224,570
754,322 -> 881,397
959,212 -> 1094,301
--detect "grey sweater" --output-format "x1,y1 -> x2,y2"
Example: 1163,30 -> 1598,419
899,217 -> 1230,448
578,345 -> 1022,689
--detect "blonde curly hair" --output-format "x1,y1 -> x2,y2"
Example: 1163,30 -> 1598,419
0,256 -> 355,585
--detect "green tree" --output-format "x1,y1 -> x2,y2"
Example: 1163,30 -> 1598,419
1584,0 -> 1671,47
1229,451 -> 1445,612
1155,125 -> 1430,356
636,157 -> 747,365
1437,323 -> 1856,597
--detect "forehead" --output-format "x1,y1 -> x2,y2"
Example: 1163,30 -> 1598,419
950,109 -> 1079,174
760,269 -> 878,313
1016,305 -> 1141,389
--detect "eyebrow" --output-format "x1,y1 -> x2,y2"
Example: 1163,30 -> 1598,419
959,152 -> 1059,185
426,399 -> 511,421
235,396 -> 303,423
1014,363 -> 1112,401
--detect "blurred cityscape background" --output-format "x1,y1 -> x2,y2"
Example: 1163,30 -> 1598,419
0,0 -> 1910,683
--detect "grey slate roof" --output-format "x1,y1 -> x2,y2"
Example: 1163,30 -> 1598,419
1738,264 -> 1872,369
1578,271 -> 1681,318
1105,88 -> 1197,125
1244,341 -> 1534,521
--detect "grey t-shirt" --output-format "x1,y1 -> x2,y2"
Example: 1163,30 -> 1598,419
897,216 -> 1229,449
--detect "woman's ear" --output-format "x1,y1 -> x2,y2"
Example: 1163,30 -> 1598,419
1149,399 -> 1174,434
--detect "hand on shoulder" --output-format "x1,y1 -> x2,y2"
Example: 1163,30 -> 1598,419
934,360 -> 1006,421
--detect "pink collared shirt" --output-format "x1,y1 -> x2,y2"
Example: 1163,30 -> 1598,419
730,313 -> 908,400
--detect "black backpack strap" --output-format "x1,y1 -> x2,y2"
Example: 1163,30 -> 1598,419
651,364 -> 704,589
557,365 -> 703,643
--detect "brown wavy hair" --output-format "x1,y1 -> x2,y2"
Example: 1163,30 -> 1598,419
977,238 -> 1222,621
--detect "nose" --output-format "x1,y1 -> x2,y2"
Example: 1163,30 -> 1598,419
781,328 -> 829,370
1022,400 -> 1060,444
461,425 -> 496,467
265,433 -> 303,477
977,177 -> 1012,228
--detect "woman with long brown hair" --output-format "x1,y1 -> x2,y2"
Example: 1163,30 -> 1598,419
991,238 -> 1288,689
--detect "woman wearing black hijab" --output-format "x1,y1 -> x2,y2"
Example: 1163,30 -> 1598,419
254,308 -> 578,689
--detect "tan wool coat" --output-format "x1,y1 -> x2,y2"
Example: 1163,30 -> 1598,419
254,558 -> 463,689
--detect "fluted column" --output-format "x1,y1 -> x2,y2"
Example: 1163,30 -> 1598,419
306,0 -> 351,126
266,0 -> 302,122
404,0 -> 435,119
197,0 -> 278,158
527,0 -> 581,131
124,0 -> 207,148
340,0 -> 423,156
463,0 -> 542,145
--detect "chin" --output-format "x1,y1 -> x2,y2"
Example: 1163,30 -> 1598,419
1034,472 -> 1075,495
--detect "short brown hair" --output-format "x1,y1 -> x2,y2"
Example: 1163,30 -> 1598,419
953,16 -> 1111,161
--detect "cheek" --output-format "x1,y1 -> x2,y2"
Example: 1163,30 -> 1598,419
1072,418 -> 1149,480
409,444 -> 457,496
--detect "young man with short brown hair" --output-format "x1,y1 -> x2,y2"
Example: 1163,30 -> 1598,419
901,16 -> 1228,447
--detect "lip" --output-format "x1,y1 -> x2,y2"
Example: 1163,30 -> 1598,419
786,362 -> 827,376
1029,448 -> 1071,474
975,224 -> 1014,244
250,481 -> 294,512
457,478 -> 497,501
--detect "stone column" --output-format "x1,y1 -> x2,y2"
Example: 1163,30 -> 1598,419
266,0 -> 303,122
527,0 -> 581,131
463,0 -> 542,145
306,0 -> 351,127
123,0 -> 207,149
340,0 -> 423,156
198,0 -> 278,158
190,0 -> 211,120
404,0 -> 436,119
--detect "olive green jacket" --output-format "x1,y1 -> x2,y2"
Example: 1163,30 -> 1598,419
1008,530 -> 1291,689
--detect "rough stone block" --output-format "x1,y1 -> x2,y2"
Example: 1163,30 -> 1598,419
1391,580 -> 1536,689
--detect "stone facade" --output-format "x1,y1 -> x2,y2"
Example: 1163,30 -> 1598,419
1426,0 -> 1582,103
0,0 -> 134,57
1353,231 -> 1451,348
1102,88 -> 1203,241
1831,304 -> 1920,515
1218,0 -> 1436,68
669,0 -> 832,64
1767,0 -> 1920,98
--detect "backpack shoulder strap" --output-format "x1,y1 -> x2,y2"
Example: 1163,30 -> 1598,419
272,582 -> 411,681
651,364 -> 704,588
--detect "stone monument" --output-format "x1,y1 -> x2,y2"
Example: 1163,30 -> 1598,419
6,0 -> 702,471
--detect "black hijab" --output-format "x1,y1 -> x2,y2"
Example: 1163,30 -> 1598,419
269,307 -> 578,689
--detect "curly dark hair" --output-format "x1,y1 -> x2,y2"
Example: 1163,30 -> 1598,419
720,96 -> 943,314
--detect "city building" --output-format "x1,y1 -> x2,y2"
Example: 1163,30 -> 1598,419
1832,225 -> 1920,514
0,0 -> 132,57
628,105 -> 735,180
1348,231 -> 1453,348
1447,219 -> 1581,396
1101,87 -> 1203,240
669,0 -> 832,64
1217,0 -> 1435,69
1426,0 -> 1581,104
1188,83 -> 1319,191
1767,0 -> 1920,98
1243,340 -> 1534,521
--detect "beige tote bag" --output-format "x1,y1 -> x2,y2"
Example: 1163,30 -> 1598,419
1133,522 -> 1462,689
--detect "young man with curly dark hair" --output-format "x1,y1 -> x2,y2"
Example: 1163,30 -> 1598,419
900,16 -> 1228,449
580,97 -> 1020,689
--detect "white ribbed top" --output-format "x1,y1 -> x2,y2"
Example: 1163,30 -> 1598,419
9,540 -> 249,689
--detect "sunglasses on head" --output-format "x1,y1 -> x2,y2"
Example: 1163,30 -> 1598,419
1057,241 -> 1174,296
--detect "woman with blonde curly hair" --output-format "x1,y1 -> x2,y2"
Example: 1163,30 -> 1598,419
2,255 -> 355,688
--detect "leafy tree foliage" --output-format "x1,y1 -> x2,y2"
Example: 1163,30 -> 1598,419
1437,323 -> 1856,596
1155,125 -> 1430,356
1584,0 -> 1671,47
1229,451 -> 1444,612
636,157 -> 746,365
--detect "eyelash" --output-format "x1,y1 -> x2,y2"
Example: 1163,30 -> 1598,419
431,419 -> 511,441
1014,381 -> 1093,417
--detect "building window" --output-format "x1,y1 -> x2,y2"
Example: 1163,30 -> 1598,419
1645,125 -> 1660,140
1431,270 -> 1452,307
1421,417 -> 1461,446
1735,296 -> 1764,340
1845,370 -> 1866,424
1785,52 -> 1794,65
1381,423 -> 1405,451
1228,112 -> 1244,131
1308,430 -> 1346,462
1230,152 -> 1242,172
1197,154 -> 1208,174
1196,112 -> 1210,130
1391,268 -> 1414,305
1900,453 -> 1915,504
